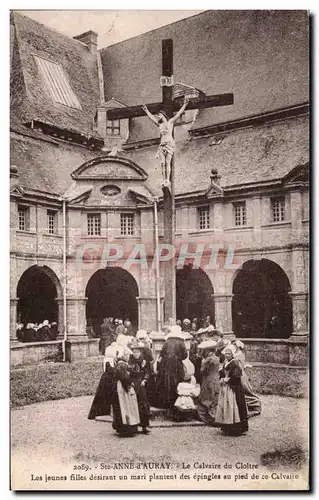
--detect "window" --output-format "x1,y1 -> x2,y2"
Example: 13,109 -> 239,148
198,206 -> 210,230
234,202 -> 247,226
87,214 -> 101,236
47,210 -> 57,234
34,56 -> 81,109
101,185 -> 121,197
18,205 -> 29,231
121,213 -> 134,236
271,197 -> 285,222
106,119 -> 120,136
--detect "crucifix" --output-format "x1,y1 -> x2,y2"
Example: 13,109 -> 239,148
107,39 -> 233,327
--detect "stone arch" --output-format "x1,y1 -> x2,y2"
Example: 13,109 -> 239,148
85,267 -> 139,335
232,258 -> 293,339
71,155 -> 148,181
176,264 -> 214,326
16,265 -> 62,325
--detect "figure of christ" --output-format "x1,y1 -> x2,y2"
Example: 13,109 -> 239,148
142,96 -> 189,187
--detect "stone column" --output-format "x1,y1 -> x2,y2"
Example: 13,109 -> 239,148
10,298 -> 19,342
290,190 -> 303,244
65,296 -> 100,361
289,245 -> 308,341
66,297 -> 88,339
136,296 -> 158,331
289,291 -> 308,340
55,298 -> 65,339
213,293 -> 234,338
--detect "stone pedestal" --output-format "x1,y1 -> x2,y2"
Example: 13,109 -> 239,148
66,297 -> 88,337
65,338 -> 99,362
149,331 -> 166,365
137,296 -> 163,331
212,293 -> 234,338
64,296 -> 99,361
288,340 -> 308,367
148,330 -> 192,369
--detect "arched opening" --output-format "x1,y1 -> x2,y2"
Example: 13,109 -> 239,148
232,259 -> 293,339
176,264 -> 214,325
85,267 -> 139,336
17,265 -> 60,325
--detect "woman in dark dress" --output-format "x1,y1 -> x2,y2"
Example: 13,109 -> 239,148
39,320 -> 51,341
49,322 -> 59,340
233,340 -> 262,417
24,323 -> 37,342
196,340 -> 220,425
189,333 -> 203,384
112,346 -> 140,437
128,339 -> 151,434
215,345 -> 248,436
88,344 -> 118,420
136,330 -> 156,407
155,325 -> 187,409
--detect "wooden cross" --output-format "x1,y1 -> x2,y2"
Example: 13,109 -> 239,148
107,39 -> 234,327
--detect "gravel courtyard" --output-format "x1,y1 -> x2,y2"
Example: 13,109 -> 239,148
11,394 -> 309,491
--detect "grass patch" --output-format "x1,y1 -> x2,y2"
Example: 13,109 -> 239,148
261,446 -> 308,469
11,360 -> 308,408
246,366 -> 308,398
11,361 -> 103,408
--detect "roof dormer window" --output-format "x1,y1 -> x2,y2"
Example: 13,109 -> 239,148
34,55 -> 82,110
106,119 -> 120,136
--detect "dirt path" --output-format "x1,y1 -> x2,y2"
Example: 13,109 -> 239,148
11,394 -> 308,491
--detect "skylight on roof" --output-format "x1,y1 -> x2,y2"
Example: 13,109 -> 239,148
34,55 -> 82,110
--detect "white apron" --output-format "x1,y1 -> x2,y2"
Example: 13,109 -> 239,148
117,381 -> 140,426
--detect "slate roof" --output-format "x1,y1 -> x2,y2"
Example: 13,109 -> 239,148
10,128 -> 100,195
124,114 -> 309,196
10,11 -> 101,137
13,111 -> 307,198
10,11 -> 309,200
100,10 -> 309,144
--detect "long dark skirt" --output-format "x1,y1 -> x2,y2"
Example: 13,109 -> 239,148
88,367 -> 115,420
155,356 -> 185,409
134,384 -> 150,428
242,372 -> 262,417
145,372 -> 157,408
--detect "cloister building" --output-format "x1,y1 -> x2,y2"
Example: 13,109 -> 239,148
10,11 -> 309,370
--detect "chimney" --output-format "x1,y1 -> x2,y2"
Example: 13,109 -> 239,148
73,30 -> 98,55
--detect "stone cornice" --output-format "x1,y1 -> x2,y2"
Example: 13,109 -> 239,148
189,102 -> 309,138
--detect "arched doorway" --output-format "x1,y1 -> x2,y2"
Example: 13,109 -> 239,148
232,259 -> 293,339
85,267 -> 139,336
176,264 -> 214,325
17,265 -> 60,325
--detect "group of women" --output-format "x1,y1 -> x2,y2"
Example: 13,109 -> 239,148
16,320 -> 59,342
88,323 -> 261,438
196,338 -> 256,436
88,332 -> 153,437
